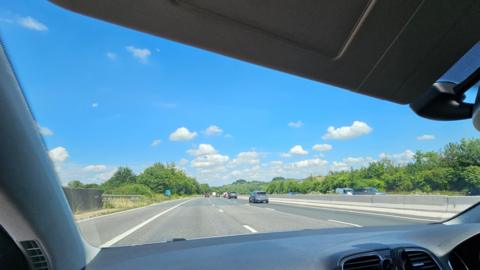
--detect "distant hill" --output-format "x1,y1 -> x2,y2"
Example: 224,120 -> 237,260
211,179 -> 269,194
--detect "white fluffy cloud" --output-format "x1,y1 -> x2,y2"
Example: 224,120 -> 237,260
343,156 -> 373,164
187,144 -> 218,156
322,121 -> 372,140
204,125 -> 223,136
37,123 -> 53,136
18,16 -> 48,31
289,145 -> 308,155
417,134 -> 435,141
290,158 -> 328,168
92,102 -> 99,108
169,127 -> 197,141
312,144 -> 332,152
191,154 -> 229,168
48,147 -> 69,162
187,154 -> 332,185
83,165 -> 107,172
232,151 -> 260,165
151,139 -> 162,147
126,46 -> 151,63
379,150 -> 415,164
343,156 -> 374,167
55,163 -> 118,185
106,52 -> 117,60
93,169 -> 117,182
330,156 -> 375,172
188,144 -> 229,168
332,161 -> 349,171
288,121 -> 304,128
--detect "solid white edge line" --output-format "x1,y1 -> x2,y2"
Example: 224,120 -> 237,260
243,225 -> 257,233
328,219 -> 362,227
101,199 -> 193,248
270,200 -> 439,222
77,198 -> 190,223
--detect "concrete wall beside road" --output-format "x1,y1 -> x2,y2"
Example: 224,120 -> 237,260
63,187 -> 103,213
239,194 -> 480,219
269,194 -> 480,213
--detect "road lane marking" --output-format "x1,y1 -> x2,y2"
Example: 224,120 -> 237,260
270,201 -> 439,222
328,219 -> 362,227
101,199 -> 193,247
265,208 -> 275,211
77,198 -> 191,223
218,209 -> 224,213
243,225 -> 257,233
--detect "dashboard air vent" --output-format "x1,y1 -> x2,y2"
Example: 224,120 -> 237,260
404,250 -> 439,270
20,240 -> 49,270
342,254 -> 382,270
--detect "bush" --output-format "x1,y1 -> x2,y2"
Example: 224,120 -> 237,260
110,183 -> 153,196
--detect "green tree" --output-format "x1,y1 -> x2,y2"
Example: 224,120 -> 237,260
137,163 -> 200,195
459,166 -> 480,195
67,180 -> 84,188
103,167 -> 136,189
111,183 -> 153,196
83,183 -> 101,189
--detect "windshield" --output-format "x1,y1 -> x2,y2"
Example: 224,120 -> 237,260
2,1 -> 480,248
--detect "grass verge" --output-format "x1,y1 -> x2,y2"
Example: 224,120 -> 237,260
74,194 -> 192,221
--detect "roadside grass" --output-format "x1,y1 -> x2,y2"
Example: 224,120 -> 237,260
74,194 -> 193,220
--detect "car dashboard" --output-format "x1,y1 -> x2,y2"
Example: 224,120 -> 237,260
84,223 -> 480,270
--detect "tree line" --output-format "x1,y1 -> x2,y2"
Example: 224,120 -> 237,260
67,163 -> 209,196
216,138 -> 480,195
68,138 -> 480,196
210,179 -> 269,194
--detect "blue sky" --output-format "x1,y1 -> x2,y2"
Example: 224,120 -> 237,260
1,1 -> 478,186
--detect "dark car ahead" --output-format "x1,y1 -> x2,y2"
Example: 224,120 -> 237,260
353,187 -> 379,195
227,192 -> 237,199
249,191 -> 268,203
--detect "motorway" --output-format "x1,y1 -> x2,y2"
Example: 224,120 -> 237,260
77,197 -> 433,247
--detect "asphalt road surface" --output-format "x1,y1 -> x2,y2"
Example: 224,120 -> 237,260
77,197 -> 431,247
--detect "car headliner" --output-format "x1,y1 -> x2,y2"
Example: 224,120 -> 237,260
50,0 -> 480,104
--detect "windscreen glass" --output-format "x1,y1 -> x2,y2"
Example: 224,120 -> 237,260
2,1 -> 479,248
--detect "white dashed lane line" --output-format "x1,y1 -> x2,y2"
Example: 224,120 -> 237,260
328,219 -> 362,227
243,225 -> 258,233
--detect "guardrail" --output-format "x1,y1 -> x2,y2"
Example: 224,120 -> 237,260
102,194 -> 144,201
239,194 -> 480,219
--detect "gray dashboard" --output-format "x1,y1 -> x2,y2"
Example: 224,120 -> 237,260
85,223 -> 480,269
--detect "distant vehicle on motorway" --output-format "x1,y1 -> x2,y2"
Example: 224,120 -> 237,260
227,192 -> 238,199
353,187 -> 380,195
204,192 -> 210,198
215,193 -> 221,197
335,188 -> 354,195
249,191 -> 269,203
